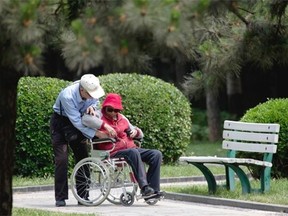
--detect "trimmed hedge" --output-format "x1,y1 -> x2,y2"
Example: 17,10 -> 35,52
240,98 -> 288,179
15,73 -> 192,177
16,77 -> 70,177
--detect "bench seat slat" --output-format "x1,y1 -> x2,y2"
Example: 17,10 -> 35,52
179,156 -> 272,167
223,130 -> 279,143
222,141 -> 277,153
224,120 -> 280,133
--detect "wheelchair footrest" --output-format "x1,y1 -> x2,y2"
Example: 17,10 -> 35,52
137,191 -> 165,201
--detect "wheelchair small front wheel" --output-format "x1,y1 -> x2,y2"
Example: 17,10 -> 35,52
120,192 -> 134,206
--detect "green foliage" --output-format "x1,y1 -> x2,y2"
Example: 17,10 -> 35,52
20,0 -> 40,20
191,108 -> 208,141
191,108 -> 237,141
99,73 -> 192,163
15,77 -> 71,177
240,98 -> 288,179
71,19 -> 84,36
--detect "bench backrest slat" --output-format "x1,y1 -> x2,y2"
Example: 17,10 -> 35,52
222,141 -> 277,153
224,120 -> 280,133
222,130 -> 279,143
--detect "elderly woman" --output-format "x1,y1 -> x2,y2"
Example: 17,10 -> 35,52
82,93 -> 164,200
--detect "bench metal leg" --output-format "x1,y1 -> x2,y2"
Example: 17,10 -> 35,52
225,164 -> 251,194
188,162 -> 217,194
261,167 -> 271,193
225,166 -> 235,191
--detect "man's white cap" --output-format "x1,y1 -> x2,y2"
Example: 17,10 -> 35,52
80,74 -> 105,99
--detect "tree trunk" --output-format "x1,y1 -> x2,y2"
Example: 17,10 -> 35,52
206,88 -> 221,142
0,69 -> 20,216
226,72 -> 243,117
174,60 -> 186,89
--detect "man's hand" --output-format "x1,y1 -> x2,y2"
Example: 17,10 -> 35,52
86,106 -> 96,116
104,123 -> 117,137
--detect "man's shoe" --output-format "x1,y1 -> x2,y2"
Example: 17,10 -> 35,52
55,200 -> 66,207
141,186 -> 154,197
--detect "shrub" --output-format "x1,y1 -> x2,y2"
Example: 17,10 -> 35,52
239,98 -> 288,179
15,77 -> 71,177
15,73 -> 192,176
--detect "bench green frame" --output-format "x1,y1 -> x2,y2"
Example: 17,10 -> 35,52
179,120 -> 280,194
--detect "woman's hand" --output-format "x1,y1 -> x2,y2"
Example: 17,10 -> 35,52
104,123 -> 117,137
129,129 -> 138,138
95,131 -> 109,138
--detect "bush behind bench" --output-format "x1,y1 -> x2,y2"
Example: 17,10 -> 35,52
240,98 -> 288,179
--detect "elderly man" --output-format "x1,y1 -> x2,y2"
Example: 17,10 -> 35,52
50,74 -> 115,207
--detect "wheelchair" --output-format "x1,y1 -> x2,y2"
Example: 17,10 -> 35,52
70,137 -> 164,206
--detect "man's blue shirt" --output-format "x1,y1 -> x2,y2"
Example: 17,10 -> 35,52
53,81 -> 99,139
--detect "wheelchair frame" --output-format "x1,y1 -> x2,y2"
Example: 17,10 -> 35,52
70,138 -> 159,206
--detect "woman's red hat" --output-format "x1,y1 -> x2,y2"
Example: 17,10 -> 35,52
102,93 -> 123,110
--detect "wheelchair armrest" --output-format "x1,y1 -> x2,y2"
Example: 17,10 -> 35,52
90,137 -> 116,153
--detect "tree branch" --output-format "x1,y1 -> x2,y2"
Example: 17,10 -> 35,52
222,1 -> 249,26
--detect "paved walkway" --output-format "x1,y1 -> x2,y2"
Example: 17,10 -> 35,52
13,189 -> 287,216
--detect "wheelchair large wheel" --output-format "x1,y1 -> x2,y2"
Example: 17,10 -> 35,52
71,157 -> 111,206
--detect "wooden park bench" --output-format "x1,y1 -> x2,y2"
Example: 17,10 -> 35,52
179,120 -> 280,194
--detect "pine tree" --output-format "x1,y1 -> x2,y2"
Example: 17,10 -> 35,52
0,1 -> 63,214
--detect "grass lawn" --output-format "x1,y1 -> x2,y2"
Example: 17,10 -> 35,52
162,178 -> 288,206
184,141 -> 226,157
13,208 -> 94,216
